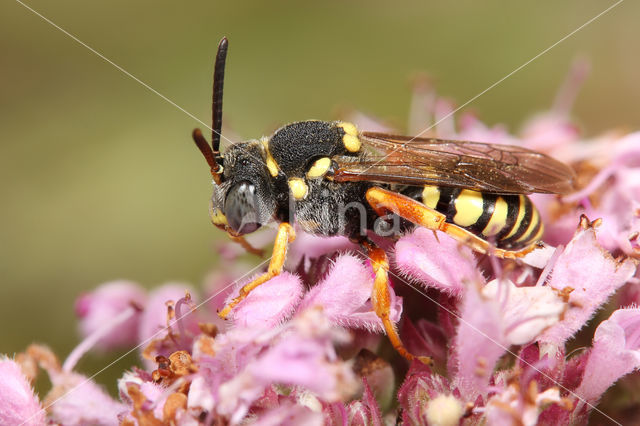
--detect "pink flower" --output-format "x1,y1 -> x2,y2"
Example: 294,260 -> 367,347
298,254 -> 402,331
227,272 -> 304,328
138,283 -> 202,367
575,308 -> 640,405
395,227 -> 480,297
75,280 -> 146,351
227,254 -> 402,333
538,218 -> 637,345
46,371 -> 127,426
485,380 -> 568,426
0,358 -> 45,426
213,309 -> 357,423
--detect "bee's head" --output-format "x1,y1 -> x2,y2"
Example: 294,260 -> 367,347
209,141 -> 276,236
192,37 -> 274,236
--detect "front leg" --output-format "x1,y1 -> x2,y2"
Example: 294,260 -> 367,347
219,223 -> 295,319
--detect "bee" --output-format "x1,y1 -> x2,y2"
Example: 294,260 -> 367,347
192,37 -> 575,363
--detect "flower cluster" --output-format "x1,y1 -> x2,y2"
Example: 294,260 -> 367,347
2,62 -> 640,425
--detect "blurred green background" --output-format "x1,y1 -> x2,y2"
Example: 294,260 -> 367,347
2,0 -> 639,394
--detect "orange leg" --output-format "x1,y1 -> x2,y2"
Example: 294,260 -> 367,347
229,235 -> 265,257
366,187 -> 536,259
360,239 -> 432,365
219,223 -> 295,319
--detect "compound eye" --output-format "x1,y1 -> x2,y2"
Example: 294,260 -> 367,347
224,181 -> 262,235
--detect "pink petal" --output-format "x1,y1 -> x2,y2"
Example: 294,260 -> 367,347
75,280 -> 146,351
247,335 -> 357,401
48,371 -> 126,426
253,401 -> 324,426
298,254 -> 401,331
481,279 -> 564,345
538,222 -> 637,345
187,375 -> 215,414
575,307 -> 640,404
228,272 -> 304,328
0,358 -> 45,426
395,227 -> 480,297
452,282 -> 507,400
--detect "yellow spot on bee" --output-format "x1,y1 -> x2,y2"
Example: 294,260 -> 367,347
343,134 -> 361,153
516,206 -> 540,243
453,190 -> 484,227
338,122 -> 361,152
482,196 -> 508,237
307,157 -> 332,179
338,122 -> 358,136
504,195 -> 527,239
288,178 -> 308,200
209,202 -> 228,226
421,186 -> 440,209
262,139 -> 279,177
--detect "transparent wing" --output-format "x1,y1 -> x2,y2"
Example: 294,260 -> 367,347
332,132 -> 576,194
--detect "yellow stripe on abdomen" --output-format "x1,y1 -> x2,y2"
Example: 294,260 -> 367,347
453,189 -> 484,227
516,205 -> 541,244
482,196 -> 508,237
503,195 -> 526,240
421,185 -> 441,209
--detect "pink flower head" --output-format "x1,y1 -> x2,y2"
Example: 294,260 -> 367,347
298,254 -> 402,331
451,276 -> 564,400
75,280 -> 146,351
538,218 -> 637,345
0,358 -> 45,426
227,254 -> 402,333
215,309 -> 357,423
575,307 -> 640,405
46,371 -> 127,426
397,361 -> 468,426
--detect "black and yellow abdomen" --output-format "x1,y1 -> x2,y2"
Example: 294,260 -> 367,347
418,185 -> 543,251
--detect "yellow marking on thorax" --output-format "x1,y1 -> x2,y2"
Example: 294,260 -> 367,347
288,177 -> 309,200
503,195 -> 527,239
421,185 -> 440,209
338,122 -> 361,152
482,196 -> 508,237
516,205 -> 541,243
262,139 -> 280,177
453,189 -> 484,227
307,157 -> 332,179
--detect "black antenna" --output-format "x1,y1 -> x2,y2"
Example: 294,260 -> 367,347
192,36 -> 228,184
212,37 -> 228,153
